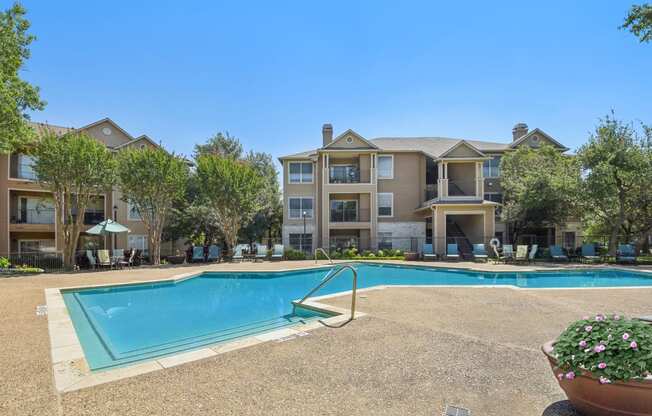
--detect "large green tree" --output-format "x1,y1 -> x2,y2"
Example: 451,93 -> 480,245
117,147 -> 189,265
578,114 -> 651,254
0,3 -> 45,153
33,131 -> 115,267
622,3 -> 652,43
193,132 -> 243,159
196,155 -> 263,255
500,144 -> 581,243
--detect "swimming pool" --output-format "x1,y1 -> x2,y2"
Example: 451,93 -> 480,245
62,264 -> 652,371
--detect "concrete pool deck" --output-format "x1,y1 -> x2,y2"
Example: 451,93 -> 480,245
1,260 -> 651,415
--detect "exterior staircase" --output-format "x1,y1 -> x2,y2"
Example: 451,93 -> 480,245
446,218 -> 473,259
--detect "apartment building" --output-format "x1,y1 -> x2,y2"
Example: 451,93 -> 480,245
279,123 -> 582,256
0,117 -> 176,258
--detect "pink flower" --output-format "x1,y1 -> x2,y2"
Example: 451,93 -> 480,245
579,340 -> 587,348
598,362 -> 607,369
557,373 -> 564,381
585,325 -> 593,332
595,314 -> 605,321
623,333 -> 630,340
613,314 -> 621,320
630,341 -> 638,350
565,371 -> 575,380
599,376 -> 611,384
593,344 -> 606,353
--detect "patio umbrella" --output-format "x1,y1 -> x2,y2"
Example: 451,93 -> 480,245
85,219 -> 131,235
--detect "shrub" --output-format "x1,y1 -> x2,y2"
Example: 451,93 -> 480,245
553,314 -> 652,383
284,249 -> 306,260
0,257 -> 9,269
377,250 -> 384,257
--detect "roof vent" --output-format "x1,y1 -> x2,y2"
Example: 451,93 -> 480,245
512,123 -> 528,141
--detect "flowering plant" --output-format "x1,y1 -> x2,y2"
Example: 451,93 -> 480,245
553,314 -> 652,384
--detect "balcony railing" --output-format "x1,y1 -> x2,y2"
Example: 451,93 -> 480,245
288,209 -> 313,220
70,210 -> 106,225
328,167 -> 371,184
10,208 -> 55,224
438,178 -> 483,199
330,208 -> 370,223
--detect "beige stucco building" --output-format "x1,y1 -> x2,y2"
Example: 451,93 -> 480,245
0,118 -> 182,260
279,123 -> 582,256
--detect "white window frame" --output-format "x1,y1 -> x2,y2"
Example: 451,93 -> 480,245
483,155 -> 501,178
288,161 -> 313,184
377,192 -> 394,218
128,235 -> 148,252
377,155 -> 394,180
127,201 -> 142,221
288,196 -> 314,219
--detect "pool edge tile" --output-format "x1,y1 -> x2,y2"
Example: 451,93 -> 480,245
156,348 -> 217,369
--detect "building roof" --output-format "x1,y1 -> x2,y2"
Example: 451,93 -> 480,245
28,121 -> 75,137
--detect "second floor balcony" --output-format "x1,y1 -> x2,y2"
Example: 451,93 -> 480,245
11,208 -> 56,224
330,208 -> 370,223
328,165 -> 371,184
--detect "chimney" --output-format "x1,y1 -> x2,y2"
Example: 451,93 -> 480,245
512,123 -> 528,141
322,123 -> 333,147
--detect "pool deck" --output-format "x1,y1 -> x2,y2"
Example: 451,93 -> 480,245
1,260 -> 651,415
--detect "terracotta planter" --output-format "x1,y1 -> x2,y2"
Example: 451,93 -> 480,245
542,341 -> 652,416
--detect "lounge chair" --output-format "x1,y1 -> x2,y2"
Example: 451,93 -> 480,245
502,245 -> 514,262
255,243 -> 268,261
97,249 -> 113,268
445,244 -> 459,261
86,250 -> 97,269
617,244 -> 637,264
232,244 -> 246,262
581,244 -> 601,263
515,245 -> 528,262
528,244 -> 538,263
112,250 -> 124,267
207,245 -> 221,262
192,246 -> 205,262
550,245 -> 569,262
271,244 -> 284,261
472,244 -> 488,262
422,243 -> 436,261
118,249 -> 136,268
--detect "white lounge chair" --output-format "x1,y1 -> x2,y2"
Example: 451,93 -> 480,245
271,244 -> 284,261
528,244 -> 538,263
255,243 -> 268,261
231,244 -> 246,262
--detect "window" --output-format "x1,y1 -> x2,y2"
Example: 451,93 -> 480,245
563,232 -> 576,250
288,197 -> 313,219
289,233 -> 312,253
18,239 -> 55,254
378,232 -> 392,250
377,155 -> 393,179
128,201 -> 142,221
288,162 -> 313,183
330,200 -> 358,222
329,165 -> 360,183
483,156 -> 501,178
128,235 -> 148,253
378,193 -> 393,217
17,155 -> 37,180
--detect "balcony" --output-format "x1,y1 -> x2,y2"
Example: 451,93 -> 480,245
438,178 -> 483,200
424,184 -> 438,202
11,208 -> 55,224
330,208 -> 370,223
328,166 -> 371,184
70,209 -> 106,225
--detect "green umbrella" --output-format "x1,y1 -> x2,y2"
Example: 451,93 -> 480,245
85,219 -> 131,235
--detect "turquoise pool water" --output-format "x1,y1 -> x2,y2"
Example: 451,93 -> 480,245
62,264 -> 652,371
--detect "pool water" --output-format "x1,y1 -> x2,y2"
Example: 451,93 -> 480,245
62,264 -> 652,371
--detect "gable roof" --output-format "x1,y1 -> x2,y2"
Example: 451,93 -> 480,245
323,129 -> 379,149
437,140 -> 487,159
114,134 -> 160,149
76,117 -> 136,142
370,137 -> 507,159
509,128 -> 568,151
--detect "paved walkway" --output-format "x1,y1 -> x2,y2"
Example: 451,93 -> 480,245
0,260 -> 650,415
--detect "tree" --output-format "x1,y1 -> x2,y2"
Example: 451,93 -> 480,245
0,3 -> 45,153
577,114 -> 651,255
196,155 -> 263,255
193,132 -> 243,160
500,143 -> 581,243
117,147 -> 189,265
33,131 -> 115,268
622,3 -> 652,43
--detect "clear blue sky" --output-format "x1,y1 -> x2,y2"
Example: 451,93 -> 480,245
15,0 -> 652,166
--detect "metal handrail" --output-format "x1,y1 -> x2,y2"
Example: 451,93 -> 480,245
314,247 -> 333,264
296,264 -> 358,326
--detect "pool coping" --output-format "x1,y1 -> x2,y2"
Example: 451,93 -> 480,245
45,263 -> 652,393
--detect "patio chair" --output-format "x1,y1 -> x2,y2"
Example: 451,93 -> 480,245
207,245 -> 221,262
445,244 -> 459,261
97,249 -> 113,268
255,243 -> 268,261
616,244 -> 637,264
86,250 -> 97,269
232,244 -> 246,262
581,244 -> 601,263
502,245 -> 515,262
112,250 -> 124,267
422,243 -> 436,261
528,244 -> 538,263
118,249 -> 136,268
191,246 -> 205,262
472,244 -> 488,262
515,245 -> 528,262
550,245 -> 569,262
271,244 -> 284,261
